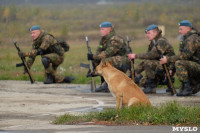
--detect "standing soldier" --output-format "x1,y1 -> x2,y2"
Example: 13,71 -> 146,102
87,22 -> 130,92
18,25 -> 74,84
128,24 -> 175,94
160,20 -> 200,96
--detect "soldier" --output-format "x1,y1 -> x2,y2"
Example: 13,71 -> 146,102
128,24 -> 175,94
160,20 -> 200,96
87,22 -> 130,92
18,25 -> 74,84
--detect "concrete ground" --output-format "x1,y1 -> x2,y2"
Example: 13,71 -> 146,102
0,80 -> 199,133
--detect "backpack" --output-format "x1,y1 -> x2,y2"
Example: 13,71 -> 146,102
57,40 -> 69,52
47,33 -> 70,52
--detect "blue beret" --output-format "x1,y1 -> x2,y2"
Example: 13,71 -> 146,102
178,20 -> 192,27
100,22 -> 112,28
30,25 -> 41,31
145,24 -> 158,33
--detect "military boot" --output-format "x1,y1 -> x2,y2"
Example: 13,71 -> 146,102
192,84 -> 200,94
95,82 -> 109,92
63,76 -> 75,83
44,74 -> 54,84
177,80 -> 192,96
143,78 -> 156,94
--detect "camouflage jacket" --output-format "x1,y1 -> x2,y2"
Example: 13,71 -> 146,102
94,29 -> 128,60
135,30 -> 175,70
167,28 -> 200,64
26,31 -> 64,67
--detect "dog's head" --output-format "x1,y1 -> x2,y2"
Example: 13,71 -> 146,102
94,58 -> 113,75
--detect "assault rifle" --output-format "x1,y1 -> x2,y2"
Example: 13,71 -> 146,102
152,40 -> 176,95
126,36 -> 134,81
80,36 -> 96,92
13,41 -> 35,84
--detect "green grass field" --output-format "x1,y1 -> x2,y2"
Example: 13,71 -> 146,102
53,101 -> 200,126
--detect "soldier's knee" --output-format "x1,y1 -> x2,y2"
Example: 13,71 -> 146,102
42,57 -> 50,69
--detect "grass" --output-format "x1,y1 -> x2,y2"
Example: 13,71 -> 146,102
53,101 -> 200,126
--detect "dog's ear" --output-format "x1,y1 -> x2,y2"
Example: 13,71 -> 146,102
100,58 -> 106,67
108,59 -> 113,65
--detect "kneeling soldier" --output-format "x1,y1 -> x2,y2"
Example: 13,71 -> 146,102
18,25 -> 74,84
128,24 -> 175,94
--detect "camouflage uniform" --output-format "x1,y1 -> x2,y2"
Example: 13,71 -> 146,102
167,28 -> 200,93
93,28 -> 129,72
135,30 -> 175,87
25,31 -> 66,83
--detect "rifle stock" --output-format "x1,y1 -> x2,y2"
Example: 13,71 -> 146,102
13,41 -> 35,84
85,36 -> 96,92
152,40 -> 176,95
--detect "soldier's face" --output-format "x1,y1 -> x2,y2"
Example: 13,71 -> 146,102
179,26 -> 191,36
31,30 -> 41,40
146,30 -> 157,41
100,27 -> 111,37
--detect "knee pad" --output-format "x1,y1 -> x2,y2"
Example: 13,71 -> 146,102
42,57 -> 50,69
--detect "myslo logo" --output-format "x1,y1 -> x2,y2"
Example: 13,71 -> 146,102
172,127 -> 198,132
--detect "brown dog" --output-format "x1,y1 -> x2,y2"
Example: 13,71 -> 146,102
94,59 -> 151,109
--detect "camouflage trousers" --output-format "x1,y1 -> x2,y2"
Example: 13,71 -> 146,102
135,60 -> 168,86
175,60 -> 200,82
42,53 -> 64,83
135,60 -> 163,79
94,55 -> 129,73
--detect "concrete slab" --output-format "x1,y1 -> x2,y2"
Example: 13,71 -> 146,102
0,80 -> 199,133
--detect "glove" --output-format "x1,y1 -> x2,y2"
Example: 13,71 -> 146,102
18,51 -> 25,57
36,48 -> 44,55
87,53 -> 94,60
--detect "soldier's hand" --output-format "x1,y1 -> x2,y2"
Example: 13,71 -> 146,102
36,48 -> 44,55
18,51 -> 25,57
128,53 -> 135,60
87,53 -> 94,60
160,56 -> 167,64
169,70 -> 173,76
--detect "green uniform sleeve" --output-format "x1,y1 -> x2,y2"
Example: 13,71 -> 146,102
168,37 -> 198,63
136,40 -> 171,60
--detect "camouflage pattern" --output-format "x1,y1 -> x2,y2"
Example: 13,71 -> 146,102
135,30 -> 175,85
167,28 -> 200,90
93,28 -> 129,72
25,31 -> 65,83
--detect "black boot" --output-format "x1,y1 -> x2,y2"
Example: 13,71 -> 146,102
192,84 -> 200,94
134,74 -> 143,84
63,76 -> 75,83
177,80 -> 192,96
95,82 -> 109,92
44,74 -> 54,84
143,78 -> 156,94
